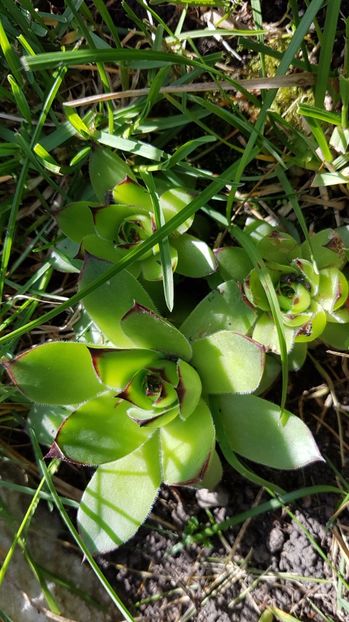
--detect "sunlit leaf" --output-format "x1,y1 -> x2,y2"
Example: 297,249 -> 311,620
4,342 -> 102,405
80,257 -> 156,347
253,313 -> 295,354
180,280 -> 256,341
91,348 -> 160,390
171,233 -> 217,277
192,330 -> 265,394
78,434 -> 161,553
121,303 -> 192,360
160,399 -> 215,485
89,146 -> 134,201
212,394 -> 323,470
55,394 -> 150,464
176,359 -> 202,419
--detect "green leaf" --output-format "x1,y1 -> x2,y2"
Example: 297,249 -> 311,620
316,267 -> 348,312
171,233 -> 217,277
28,403 -> 69,446
293,302 -> 327,343
252,313 -> 295,354
78,434 -> 161,553
159,188 -> 194,234
212,394 -> 323,470
57,202 -> 96,243
191,331 -> 265,394
91,348 -> 159,390
64,106 -> 91,137
112,177 -> 152,210
80,257 -> 156,347
301,229 -> 346,269
197,450 -> 223,490
140,246 -> 178,281
321,322 -> 349,350
121,303 -> 192,361
55,394 -> 150,465
214,246 -> 253,281
82,234 -> 130,265
3,343 -> 102,405
89,147 -> 135,201
160,399 -> 215,485
176,359 -> 202,420
257,230 -> 298,263
180,280 -> 256,341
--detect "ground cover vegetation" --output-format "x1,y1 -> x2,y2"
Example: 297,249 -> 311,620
0,0 -> 349,620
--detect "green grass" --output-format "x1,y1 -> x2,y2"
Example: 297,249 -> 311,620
0,1 -> 348,620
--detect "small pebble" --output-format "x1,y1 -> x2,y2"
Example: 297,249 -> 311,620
267,527 -> 285,553
196,486 -> 229,508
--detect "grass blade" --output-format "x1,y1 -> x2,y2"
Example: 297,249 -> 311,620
141,171 -> 174,312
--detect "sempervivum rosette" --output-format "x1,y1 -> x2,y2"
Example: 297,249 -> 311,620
3,257 -> 323,554
57,147 -> 217,283
211,221 -> 349,355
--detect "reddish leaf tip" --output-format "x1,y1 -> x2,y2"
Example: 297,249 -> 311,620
44,442 -> 66,460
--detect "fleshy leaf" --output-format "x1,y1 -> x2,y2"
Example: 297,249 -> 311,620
4,342 -> 102,405
258,230 -> 298,263
171,233 -> 217,277
214,247 -> 253,282
141,247 -> 178,281
121,303 -> 192,361
180,280 -> 256,341
191,331 -> 265,394
55,394 -> 150,464
301,229 -> 346,269
112,177 -> 152,210
176,359 -> 202,420
91,348 -> 159,390
212,394 -> 323,470
254,354 -> 281,395
89,147 -> 134,201
197,450 -> 223,490
244,269 -> 271,311
159,188 -> 193,234
252,313 -> 295,354
78,434 -> 161,553
57,202 -> 96,243
94,203 -> 149,240
294,302 -> 327,343
28,403 -> 70,446
82,234 -> 129,265
321,322 -> 349,350
316,267 -> 348,312
80,257 -> 156,347
160,399 -> 215,485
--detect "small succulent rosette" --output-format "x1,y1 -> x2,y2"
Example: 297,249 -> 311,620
3,257 -> 323,554
57,148 -> 217,282
209,221 -> 349,356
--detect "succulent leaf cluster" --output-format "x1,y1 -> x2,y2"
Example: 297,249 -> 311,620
57,147 -> 217,282
211,221 -> 349,355
3,255 -> 323,554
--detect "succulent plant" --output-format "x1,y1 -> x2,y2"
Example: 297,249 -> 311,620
3,256 -> 323,554
206,221 -> 349,356
57,147 -> 217,286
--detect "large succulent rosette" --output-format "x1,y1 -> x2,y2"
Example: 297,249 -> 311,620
3,257 -> 323,553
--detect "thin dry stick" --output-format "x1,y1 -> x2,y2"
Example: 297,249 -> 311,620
64,72 -> 315,107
